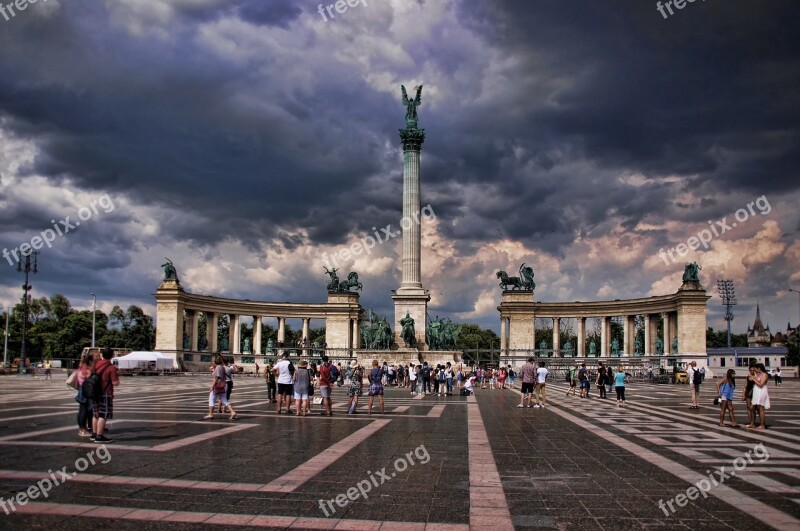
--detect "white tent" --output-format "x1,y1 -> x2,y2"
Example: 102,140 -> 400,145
114,351 -> 173,370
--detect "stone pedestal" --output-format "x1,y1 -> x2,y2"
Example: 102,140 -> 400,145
325,291 -> 362,349
676,283 -> 709,363
501,290 -> 535,351
392,289 -> 431,350
154,279 -> 184,352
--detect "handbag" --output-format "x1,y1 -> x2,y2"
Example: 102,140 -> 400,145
713,396 -> 721,406
213,378 -> 226,395
66,370 -> 79,390
311,397 -> 323,405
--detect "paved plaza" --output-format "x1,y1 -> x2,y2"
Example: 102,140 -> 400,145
0,374 -> 798,530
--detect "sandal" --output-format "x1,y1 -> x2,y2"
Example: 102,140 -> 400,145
203,415 -> 214,420
230,415 -> 239,420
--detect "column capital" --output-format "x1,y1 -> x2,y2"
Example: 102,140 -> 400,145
399,127 -> 425,151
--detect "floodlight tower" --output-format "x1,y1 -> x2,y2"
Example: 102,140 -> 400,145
716,279 -> 736,348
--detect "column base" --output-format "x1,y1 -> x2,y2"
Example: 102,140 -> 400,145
392,288 -> 430,350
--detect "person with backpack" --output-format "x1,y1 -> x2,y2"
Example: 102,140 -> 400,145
596,363 -> 607,399
445,362 -> 454,395
206,356 -> 239,421
436,365 -> 446,396
409,362 -> 418,395
565,364 -> 577,397
75,354 -> 95,438
347,361 -> 364,414
577,363 -> 588,398
507,365 -> 515,389
687,361 -> 702,409
420,361 -> 432,395
264,363 -> 277,403
88,348 -> 120,443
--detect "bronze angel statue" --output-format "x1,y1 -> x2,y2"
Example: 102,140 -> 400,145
401,84 -> 423,128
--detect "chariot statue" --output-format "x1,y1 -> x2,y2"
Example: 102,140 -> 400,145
496,263 -> 535,291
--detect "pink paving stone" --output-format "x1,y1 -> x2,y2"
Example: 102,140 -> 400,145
196,481 -> 232,489
228,482 -> 264,491
159,479 -> 200,488
290,517 -> 341,529
205,513 -> 257,525
247,515 -> 299,527
128,477 -> 168,486
162,511 -> 217,523
96,476 -> 136,484
424,523 -> 469,531
470,506 -> 512,516
378,522 -> 427,530
469,515 -> 513,529
83,506 -> 136,518
333,519 -> 383,530
122,508 -> 175,521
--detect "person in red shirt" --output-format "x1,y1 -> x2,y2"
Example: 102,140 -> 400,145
318,355 -> 333,416
92,348 -> 120,443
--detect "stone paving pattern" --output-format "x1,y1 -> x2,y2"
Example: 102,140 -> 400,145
0,373 -> 798,529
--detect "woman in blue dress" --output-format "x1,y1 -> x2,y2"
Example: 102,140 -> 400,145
716,369 -> 738,427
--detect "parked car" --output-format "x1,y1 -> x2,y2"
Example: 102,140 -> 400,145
675,370 -> 689,384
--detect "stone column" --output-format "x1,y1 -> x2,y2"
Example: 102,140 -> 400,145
231,314 -> 241,354
552,317 -> 560,356
207,312 -> 218,352
577,317 -> 586,357
253,316 -> 262,355
623,315 -> 632,356
277,317 -> 286,345
669,311 -> 679,354
393,125 -> 430,349
600,316 -> 609,357
351,319 -> 359,350
302,318 -> 310,343
499,316 -> 507,355
663,312 -> 671,356
644,314 -> 651,356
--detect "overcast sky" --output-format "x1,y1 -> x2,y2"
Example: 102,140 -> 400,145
0,0 -> 798,335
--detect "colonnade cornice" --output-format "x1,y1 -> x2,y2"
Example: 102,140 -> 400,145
497,290 -> 710,318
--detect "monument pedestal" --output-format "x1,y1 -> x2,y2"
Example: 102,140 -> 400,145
392,288 -> 430,350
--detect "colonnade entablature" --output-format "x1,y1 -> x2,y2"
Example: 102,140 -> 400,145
497,281 -> 710,361
154,279 -> 363,357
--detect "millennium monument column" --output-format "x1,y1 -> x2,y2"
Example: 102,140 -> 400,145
392,85 -> 430,350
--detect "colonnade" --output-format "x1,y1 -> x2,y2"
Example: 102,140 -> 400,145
498,281 -> 710,361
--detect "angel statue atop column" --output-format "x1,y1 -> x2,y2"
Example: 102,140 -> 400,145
401,85 -> 423,129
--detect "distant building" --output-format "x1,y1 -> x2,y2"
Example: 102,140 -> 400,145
746,304 -> 771,348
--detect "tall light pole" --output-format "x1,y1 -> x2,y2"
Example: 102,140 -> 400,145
91,293 -> 97,348
2,304 -> 8,369
16,251 -> 38,374
716,279 -> 736,349
789,288 -> 800,329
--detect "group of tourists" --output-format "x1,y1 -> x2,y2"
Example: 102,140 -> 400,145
713,362 -> 772,429
71,348 -> 120,443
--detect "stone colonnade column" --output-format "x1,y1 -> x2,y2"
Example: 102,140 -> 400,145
623,315 -> 632,355
663,313 -> 671,355
577,317 -> 586,357
231,314 -> 241,354
552,317 -> 560,356
302,318 -> 311,343
600,316 -> 609,357
253,316 -> 262,355
277,317 -> 286,345
185,310 -> 196,351
499,317 -> 507,355
351,319 -> 359,349
644,314 -> 651,356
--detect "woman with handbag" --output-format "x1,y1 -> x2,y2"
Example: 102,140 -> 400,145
206,357 -> 238,420
293,360 -> 312,417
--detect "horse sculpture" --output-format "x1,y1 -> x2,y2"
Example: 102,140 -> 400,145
496,270 -> 524,290
337,271 -> 363,292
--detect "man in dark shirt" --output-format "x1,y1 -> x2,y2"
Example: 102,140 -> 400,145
92,348 -> 120,443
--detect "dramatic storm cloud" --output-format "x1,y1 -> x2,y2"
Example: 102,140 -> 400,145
0,0 -> 798,333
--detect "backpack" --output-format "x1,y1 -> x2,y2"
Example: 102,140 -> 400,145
421,365 -> 431,378
693,369 -> 703,384
565,370 -> 571,382
438,369 -> 445,381
82,363 -> 111,402
330,364 -> 340,380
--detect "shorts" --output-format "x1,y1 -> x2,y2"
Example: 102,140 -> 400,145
93,395 -> 114,419
580,380 -> 589,389
320,386 -> 332,398
521,382 -> 534,394
209,391 -> 229,407
277,383 -> 294,396
536,382 -> 546,388
293,391 -> 309,400
368,383 -> 384,396
569,380 -> 576,387
348,387 -> 363,397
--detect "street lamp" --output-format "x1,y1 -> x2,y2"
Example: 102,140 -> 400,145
716,279 -> 736,349
91,293 -> 97,348
16,251 -> 38,374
